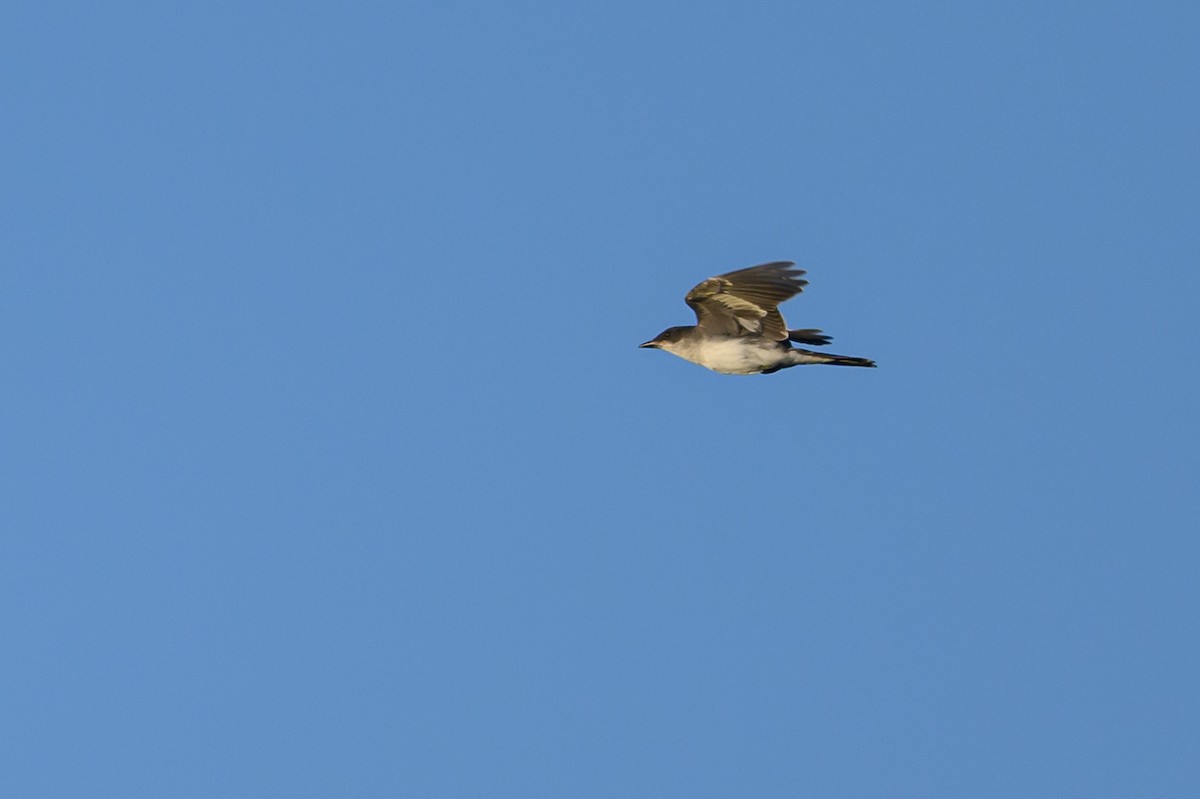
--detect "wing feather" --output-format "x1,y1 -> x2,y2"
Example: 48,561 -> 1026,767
684,261 -> 808,340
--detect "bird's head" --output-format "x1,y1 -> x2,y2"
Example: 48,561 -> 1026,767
639,326 -> 687,352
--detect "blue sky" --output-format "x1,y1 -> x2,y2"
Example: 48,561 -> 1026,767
3,1 -> 1197,796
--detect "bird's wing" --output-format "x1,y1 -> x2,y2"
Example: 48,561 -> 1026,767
684,261 -> 808,340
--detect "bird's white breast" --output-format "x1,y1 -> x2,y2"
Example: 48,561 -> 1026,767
675,337 -> 778,375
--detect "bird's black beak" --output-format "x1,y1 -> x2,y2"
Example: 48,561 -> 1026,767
638,340 -> 658,349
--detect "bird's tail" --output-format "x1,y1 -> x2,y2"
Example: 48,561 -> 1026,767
790,348 -> 877,368
788,328 -> 832,346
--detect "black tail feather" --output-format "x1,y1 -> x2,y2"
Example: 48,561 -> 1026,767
788,347 -> 877,368
825,354 -> 876,368
788,328 -> 832,346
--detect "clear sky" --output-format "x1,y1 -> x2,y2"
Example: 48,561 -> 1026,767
3,2 -> 1197,796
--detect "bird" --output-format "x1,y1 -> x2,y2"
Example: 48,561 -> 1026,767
639,261 -> 876,375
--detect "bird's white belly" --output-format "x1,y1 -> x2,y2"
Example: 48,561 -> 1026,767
690,338 -> 777,375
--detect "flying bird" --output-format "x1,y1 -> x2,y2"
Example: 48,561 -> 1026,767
639,261 -> 876,374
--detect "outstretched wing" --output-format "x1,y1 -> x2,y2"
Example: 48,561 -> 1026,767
684,261 -> 808,340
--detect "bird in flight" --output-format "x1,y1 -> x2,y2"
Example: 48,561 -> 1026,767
639,261 -> 876,375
